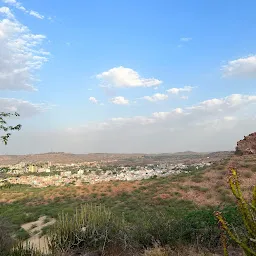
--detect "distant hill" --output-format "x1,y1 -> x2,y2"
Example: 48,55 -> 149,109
0,151 -> 234,166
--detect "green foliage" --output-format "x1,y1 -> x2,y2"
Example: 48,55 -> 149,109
215,168 -> 256,256
175,206 -> 242,250
47,204 -> 130,254
131,205 -> 242,250
0,112 -> 21,145
0,167 -> 10,173
16,228 -> 30,241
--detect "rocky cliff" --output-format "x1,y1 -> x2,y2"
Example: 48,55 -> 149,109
236,132 -> 256,155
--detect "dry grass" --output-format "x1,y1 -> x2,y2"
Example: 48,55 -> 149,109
1,155 -> 256,208
143,245 -> 222,256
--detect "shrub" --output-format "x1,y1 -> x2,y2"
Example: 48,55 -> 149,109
47,204 -> 131,254
143,244 -> 169,256
131,212 -> 173,248
169,205 -> 242,251
215,168 -> 256,256
16,228 -> 30,240
0,217 -> 15,256
10,242 -> 43,256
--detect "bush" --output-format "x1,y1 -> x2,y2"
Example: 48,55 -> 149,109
131,212 -> 173,248
10,242 -> 43,256
130,205 -> 242,251
143,244 -> 169,256
16,228 -> 30,240
47,204 -> 131,254
215,168 -> 256,256
172,206 -> 242,250
0,217 -> 15,256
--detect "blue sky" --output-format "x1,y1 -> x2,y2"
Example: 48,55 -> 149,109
0,0 -> 256,154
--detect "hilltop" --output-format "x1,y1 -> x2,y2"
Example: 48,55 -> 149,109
236,132 -> 256,155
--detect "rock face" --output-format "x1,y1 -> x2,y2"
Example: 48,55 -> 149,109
236,132 -> 256,155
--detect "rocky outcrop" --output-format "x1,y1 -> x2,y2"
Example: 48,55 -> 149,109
236,132 -> 256,155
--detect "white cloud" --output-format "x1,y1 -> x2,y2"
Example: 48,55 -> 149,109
78,94 -> 256,130
79,93 -> 256,135
2,0 -> 44,19
0,6 -> 14,18
180,96 -> 188,100
180,37 -> 192,42
110,96 -> 129,105
152,108 -> 183,119
222,55 -> 256,78
56,93 -> 256,154
0,98 -> 48,117
29,10 -> 44,19
167,86 -> 194,94
89,97 -> 98,104
188,94 -> 256,112
2,94 -> 256,154
0,9 -> 49,90
96,66 -> 162,88
3,0 -> 17,4
143,93 -> 168,102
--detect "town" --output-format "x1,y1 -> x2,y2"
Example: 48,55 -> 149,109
0,160 -> 212,188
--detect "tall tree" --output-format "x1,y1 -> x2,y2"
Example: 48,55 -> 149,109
0,112 -> 21,145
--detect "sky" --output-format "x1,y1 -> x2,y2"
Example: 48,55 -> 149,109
0,0 -> 256,154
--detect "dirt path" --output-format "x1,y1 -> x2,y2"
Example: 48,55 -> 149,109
21,216 -> 56,253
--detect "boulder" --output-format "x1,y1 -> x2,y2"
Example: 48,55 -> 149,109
235,132 -> 256,155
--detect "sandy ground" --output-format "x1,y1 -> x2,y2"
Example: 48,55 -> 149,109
21,216 -> 56,253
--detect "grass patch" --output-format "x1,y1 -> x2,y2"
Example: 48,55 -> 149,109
15,228 -> 30,240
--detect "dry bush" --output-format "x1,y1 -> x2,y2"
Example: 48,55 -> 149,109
47,204 -> 131,255
143,245 -> 169,256
143,244 -> 219,256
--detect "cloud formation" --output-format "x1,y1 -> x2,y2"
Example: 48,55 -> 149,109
2,0 -> 44,19
222,55 -> 256,78
0,9 -> 49,91
0,6 -> 14,18
143,93 -> 168,102
89,97 -> 98,104
0,98 -> 48,117
74,94 -> 256,135
96,66 -> 162,88
110,96 -> 129,105
1,93 -> 255,154
22,93 -> 253,154
29,10 -> 44,19
167,86 -> 194,94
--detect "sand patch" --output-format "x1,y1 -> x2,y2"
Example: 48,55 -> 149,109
21,216 -> 55,253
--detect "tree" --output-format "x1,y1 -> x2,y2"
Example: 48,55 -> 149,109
0,112 -> 21,145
